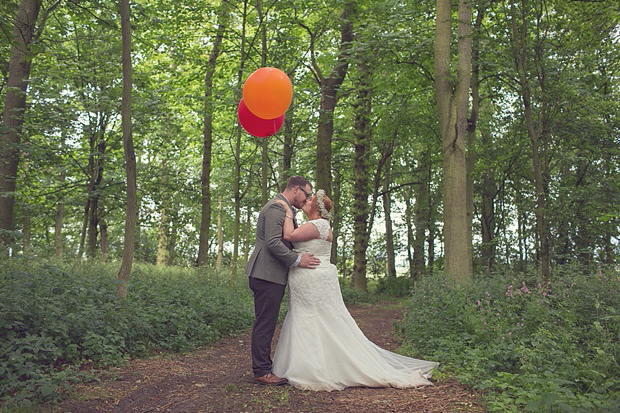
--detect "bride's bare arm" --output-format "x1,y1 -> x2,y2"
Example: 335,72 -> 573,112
276,200 -> 320,242
285,222 -> 320,242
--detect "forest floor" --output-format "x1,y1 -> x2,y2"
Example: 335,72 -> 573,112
47,301 -> 485,412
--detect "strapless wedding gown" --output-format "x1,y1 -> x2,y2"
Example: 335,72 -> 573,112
272,219 -> 438,391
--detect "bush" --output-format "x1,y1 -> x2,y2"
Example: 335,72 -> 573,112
338,277 -> 374,304
0,259 -> 254,406
376,276 -> 413,297
399,267 -> 620,412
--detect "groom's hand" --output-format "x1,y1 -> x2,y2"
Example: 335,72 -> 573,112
298,253 -> 320,269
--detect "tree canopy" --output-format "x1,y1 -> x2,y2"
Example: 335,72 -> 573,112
0,0 -> 618,284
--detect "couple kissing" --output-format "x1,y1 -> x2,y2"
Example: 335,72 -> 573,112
245,176 -> 438,390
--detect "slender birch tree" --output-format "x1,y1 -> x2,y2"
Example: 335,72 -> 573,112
197,0 -> 230,266
117,0 -> 137,299
508,0 -> 551,278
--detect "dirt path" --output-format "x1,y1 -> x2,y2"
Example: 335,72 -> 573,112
51,302 -> 484,412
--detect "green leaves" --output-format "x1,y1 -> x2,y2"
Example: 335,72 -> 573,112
399,267 -> 620,412
0,259 -> 255,405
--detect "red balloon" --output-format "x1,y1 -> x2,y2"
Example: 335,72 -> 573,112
243,67 -> 293,119
237,99 -> 285,138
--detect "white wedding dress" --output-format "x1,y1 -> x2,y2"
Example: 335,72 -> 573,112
272,219 -> 438,391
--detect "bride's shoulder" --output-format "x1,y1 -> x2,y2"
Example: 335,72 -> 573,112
308,219 -> 331,240
308,218 -> 329,226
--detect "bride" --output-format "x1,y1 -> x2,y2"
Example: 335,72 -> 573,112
272,190 -> 438,391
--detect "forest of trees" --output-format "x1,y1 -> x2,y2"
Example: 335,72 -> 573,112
1,0 -> 618,290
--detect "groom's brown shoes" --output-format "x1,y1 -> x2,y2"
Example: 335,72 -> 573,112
254,373 -> 288,386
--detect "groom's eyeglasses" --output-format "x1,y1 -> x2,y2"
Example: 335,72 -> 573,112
298,187 -> 311,200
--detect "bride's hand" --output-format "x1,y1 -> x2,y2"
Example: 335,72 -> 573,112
275,200 -> 292,218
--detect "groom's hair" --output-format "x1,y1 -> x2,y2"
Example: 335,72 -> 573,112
285,176 -> 312,191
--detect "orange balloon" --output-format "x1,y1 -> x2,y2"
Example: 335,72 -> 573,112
243,67 -> 293,119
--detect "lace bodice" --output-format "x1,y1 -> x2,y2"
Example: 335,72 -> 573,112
310,218 -> 331,240
292,219 -> 331,259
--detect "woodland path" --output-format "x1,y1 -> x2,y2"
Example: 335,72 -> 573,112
51,301 -> 485,412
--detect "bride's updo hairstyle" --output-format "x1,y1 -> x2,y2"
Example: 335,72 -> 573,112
315,189 -> 333,220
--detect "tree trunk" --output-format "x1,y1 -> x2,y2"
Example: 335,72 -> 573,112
573,159 -> 592,265
231,0 -> 248,279
330,162 -> 341,264
351,55 -> 372,292
517,211 -> 525,270
434,0 -> 473,282
314,2 -> 354,195
81,119 -> 108,259
100,216 -> 108,260
22,204 -> 31,255
232,133 -> 242,277
601,222 -> 613,265
256,0 -> 269,206
340,233 -> 348,279
78,199 -> 89,258
54,168 -> 65,258
382,156 -> 396,278
0,0 -> 42,251
466,7 -> 484,271
281,112 -> 293,189
87,195 -> 100,258
167,209 -> 178,266
156,160 -> 169,266
197,0 -> 229,266
480,128 -> 497,271
156,207 -> 168,266
600,73 -> 616,266
117,0 -> 136,300
88,127 -> 107,258
216,197 -> 224,269
427,162 -> 437,275
404,185 -> 415,279
556,162 -> 571,265
509,0 -> 550,279
413,151 -> 431,278
243,205 -> 252,266
366,143 -> 394,247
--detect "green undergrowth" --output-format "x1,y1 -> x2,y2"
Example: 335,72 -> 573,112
338,277 -> 377,305
398,266 -> 619,412
0,259 -> 254,407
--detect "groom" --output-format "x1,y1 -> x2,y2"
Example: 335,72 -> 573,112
245,176 -> 320,386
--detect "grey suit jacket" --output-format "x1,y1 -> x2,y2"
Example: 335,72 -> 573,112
245,194 -> 298,285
